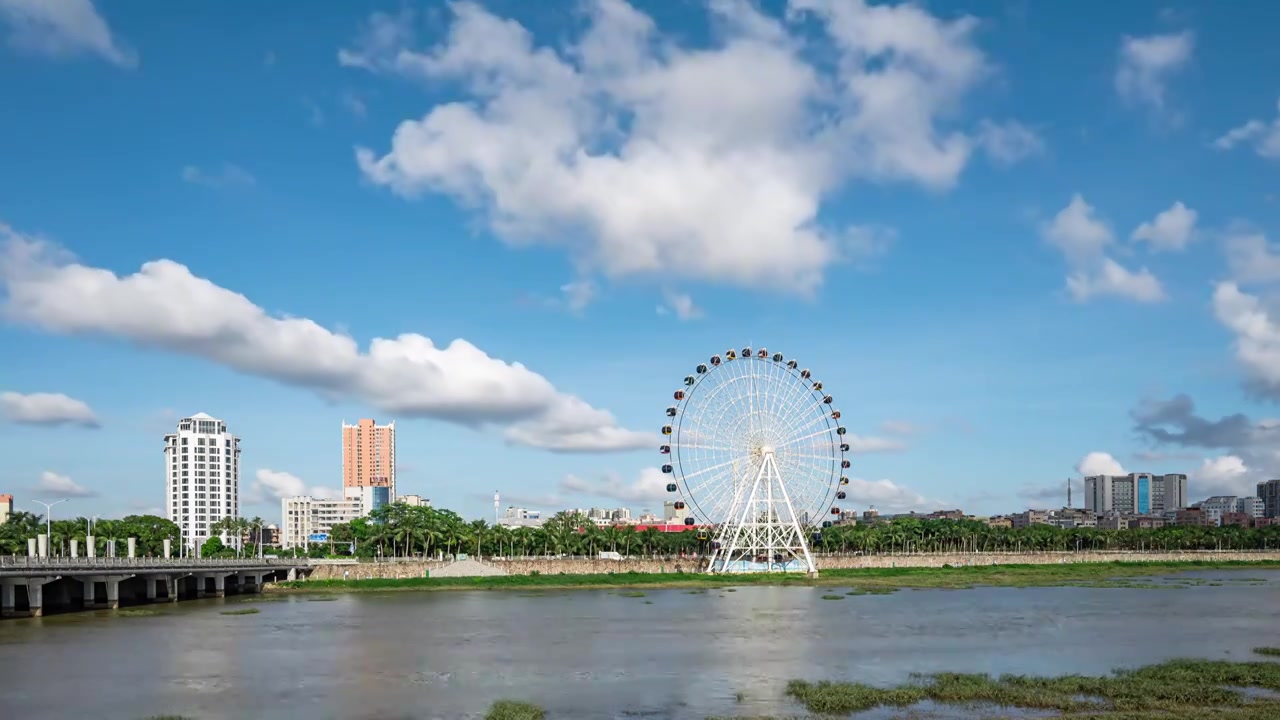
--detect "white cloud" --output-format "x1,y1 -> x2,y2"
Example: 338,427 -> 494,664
0,224 -> 652,453
975,119 -> 1044,166
1065,258 -> 1165,304
840,477 -> 936,513
1115,31 -> 1193,111
33,470 -> 96,499
559,468 -> 669,503
341,90 -> 368,118
1041,195 -> 1166,303
1194,455 -> 1255,497
559,280 -> 596,315
0,0 -> 135,67
1076,451 -> 1125,477
1131,201 -> 1197,252
845,433 -> 907,454
1213,98 -> 1280,160
344,0 -> 1010,295
1212,282 -> 1280,398
656,290 -> 702,320
879,420 -> 917,436
247,469 -> 340,504
181,164 -> 257,188
1225,230 -> 1280,285
1,390 -> 99,427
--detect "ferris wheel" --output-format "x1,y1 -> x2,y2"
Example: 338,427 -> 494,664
659,346 -> 850,574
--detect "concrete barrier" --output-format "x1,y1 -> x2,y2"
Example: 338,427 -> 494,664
300,550 -> 1280,580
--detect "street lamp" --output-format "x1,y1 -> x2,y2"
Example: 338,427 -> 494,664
30,499 -> 68,557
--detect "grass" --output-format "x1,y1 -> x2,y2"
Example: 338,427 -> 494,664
819,594 -> 844,600
617,590 -> 646,597
1255,647 -> 1280,657
116,608 -> 163,617
485,699 -> 545,720
219,608 -> 260,615
269,559 -> 1280,595
784,656 -> 1280,716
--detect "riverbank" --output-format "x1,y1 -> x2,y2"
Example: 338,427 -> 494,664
483,649 -> 1280,719
270,559 -> 1280,594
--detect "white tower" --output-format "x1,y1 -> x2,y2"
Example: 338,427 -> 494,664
164,413 -> 241,553
494,491 -> 500,524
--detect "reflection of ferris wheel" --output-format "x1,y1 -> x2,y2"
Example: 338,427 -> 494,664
659,346 -> 850,574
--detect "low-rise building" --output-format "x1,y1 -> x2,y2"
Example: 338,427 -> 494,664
398,494 -> 429,507
0,493 -> 12,524
927,509 -> 966,520
986,516 -> 1012,528
1175,508 -> 1212,526
280,486 -> 388,549
1011,510 -> 1050,529
1221,512 -> 1252,528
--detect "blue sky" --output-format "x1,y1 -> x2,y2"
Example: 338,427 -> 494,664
3,0 -> 1280,524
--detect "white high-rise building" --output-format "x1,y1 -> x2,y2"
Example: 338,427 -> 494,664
164,413 -> 241,552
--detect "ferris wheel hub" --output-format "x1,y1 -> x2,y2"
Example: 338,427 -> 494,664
759,444 -> 775,455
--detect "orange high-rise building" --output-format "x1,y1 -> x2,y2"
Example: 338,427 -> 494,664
342,419 -> 396,497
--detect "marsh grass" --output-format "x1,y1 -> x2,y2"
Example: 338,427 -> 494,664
117,608 -> 162,617
485,700 -> 545,720
617,591 -> 646,597
219,608 -> 260,616
819,594 -> 843,600
785,657 -> 1280,715
1255,647 -> 1280,657
272,560 -> 1280,595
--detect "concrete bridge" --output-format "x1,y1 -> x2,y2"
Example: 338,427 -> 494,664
0,557 -> 312,618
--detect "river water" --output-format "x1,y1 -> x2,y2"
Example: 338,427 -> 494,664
3,570 -> 1280,719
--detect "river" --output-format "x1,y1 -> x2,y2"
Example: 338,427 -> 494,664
2,570 -> 1280,719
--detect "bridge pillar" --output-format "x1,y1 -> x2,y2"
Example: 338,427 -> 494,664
168,575 -> 183,602
145,577 -> 158,602
82,579 -> 96,607
25,576 -> 58,617
287,567 -> 297,582
1,581 -> 16,618
197,573 -> 229,598
237,572 -> 262,594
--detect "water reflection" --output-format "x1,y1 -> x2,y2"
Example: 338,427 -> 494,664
0,572 -> 1278,719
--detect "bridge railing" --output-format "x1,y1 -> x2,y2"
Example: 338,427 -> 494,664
0,556 -> 304,569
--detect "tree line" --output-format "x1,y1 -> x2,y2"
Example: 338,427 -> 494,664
8,505 -> 1280,560
304,505 -> 1280,559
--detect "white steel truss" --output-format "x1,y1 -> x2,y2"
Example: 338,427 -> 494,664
706,447 -> 817,575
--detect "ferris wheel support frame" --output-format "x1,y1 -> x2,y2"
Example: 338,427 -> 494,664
706,448 -> 818,575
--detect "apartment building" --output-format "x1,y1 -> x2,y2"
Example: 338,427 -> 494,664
342,418 -> 396,498
1085,473 -> 1187,515
1258,480 -> 1280,518
164,413 -> 241,551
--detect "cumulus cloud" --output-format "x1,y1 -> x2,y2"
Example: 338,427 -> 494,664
0,224 -> 651,453
343,0 -> 1016,295
1,391 -> 99,427
559,468 -> 669,503
1076,451 -> 1126,477
181,163 -> 257,188
1115,31 -> 1193,111
1041,195 -> 1165,303
845,433 -> 908,454
1194,455 -> 1255,497
32,470 -> 96,499
840,477 -> 937,513
1213,98 -> 1280,160
1212,282 -> 1280,399
1225,230 -> 1280,285
1131,202 -> 1197,252
1130,394 -> 1280,494
656,290 -> 702,320
246,469 -> 340,504
975,119 -> 1045,166
0,0 -> 135,67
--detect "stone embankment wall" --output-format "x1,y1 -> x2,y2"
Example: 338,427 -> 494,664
300,550 -> 1280,581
